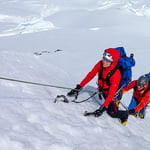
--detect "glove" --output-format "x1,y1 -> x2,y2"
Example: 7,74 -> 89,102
128,109 -> 135,115
67,84 -> 82,99
130,53 -> 134,58
94,105 -> 106,117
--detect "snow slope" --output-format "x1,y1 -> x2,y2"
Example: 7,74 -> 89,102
0,0 -> 150,150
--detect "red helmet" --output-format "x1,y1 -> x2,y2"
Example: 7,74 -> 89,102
103,48 -> 120,63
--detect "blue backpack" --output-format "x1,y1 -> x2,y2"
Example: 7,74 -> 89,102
115,47 -> 136,89
145,72 -> 150,81
145,72 -> 150,87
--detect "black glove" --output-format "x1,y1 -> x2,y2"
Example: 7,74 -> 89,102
128,109 -> 135,115
130,53 -> 134,58
94,105 -> 106,117
67,84 -> 82,99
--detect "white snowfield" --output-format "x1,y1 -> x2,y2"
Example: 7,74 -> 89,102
0,0 -> 150,150
0,0 -> 150,37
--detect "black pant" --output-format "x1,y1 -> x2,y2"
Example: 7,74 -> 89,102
107,101 -> 128,120
99,92 -> 128,120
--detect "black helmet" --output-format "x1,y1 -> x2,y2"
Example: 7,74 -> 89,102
137,75 -> 149,88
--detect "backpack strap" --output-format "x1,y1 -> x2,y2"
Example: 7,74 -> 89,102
98,62 -> 103,81
98,62 -> 120,87
107,64 -> 120,82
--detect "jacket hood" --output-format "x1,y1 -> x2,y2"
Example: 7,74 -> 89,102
104,48 -> 120,63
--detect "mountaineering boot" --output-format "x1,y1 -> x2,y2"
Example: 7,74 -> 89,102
138,109 -> 145,119
119,118 -> 128,126
139,113 -> 145,119
132,112 -> 138,117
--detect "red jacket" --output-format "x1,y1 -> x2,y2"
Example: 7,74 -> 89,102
122,80 -> 150,112
79,48 -> 121,107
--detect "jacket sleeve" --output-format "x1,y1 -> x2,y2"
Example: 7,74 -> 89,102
102,70 -> 121,107
79,61 -> 100,87
122,80 -> 137,94
134,91 -> 150,112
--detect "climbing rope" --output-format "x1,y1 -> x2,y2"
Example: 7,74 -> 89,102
0,77 -> 96,93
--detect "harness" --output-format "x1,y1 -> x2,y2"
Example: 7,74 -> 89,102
98,62 -> 120,92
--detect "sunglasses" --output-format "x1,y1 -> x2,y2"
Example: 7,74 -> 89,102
103,52 -> 113,62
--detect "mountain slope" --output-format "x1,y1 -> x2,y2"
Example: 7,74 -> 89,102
0,0 -> 150,150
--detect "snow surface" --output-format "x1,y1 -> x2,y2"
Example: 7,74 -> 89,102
0,0 -> 150,150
